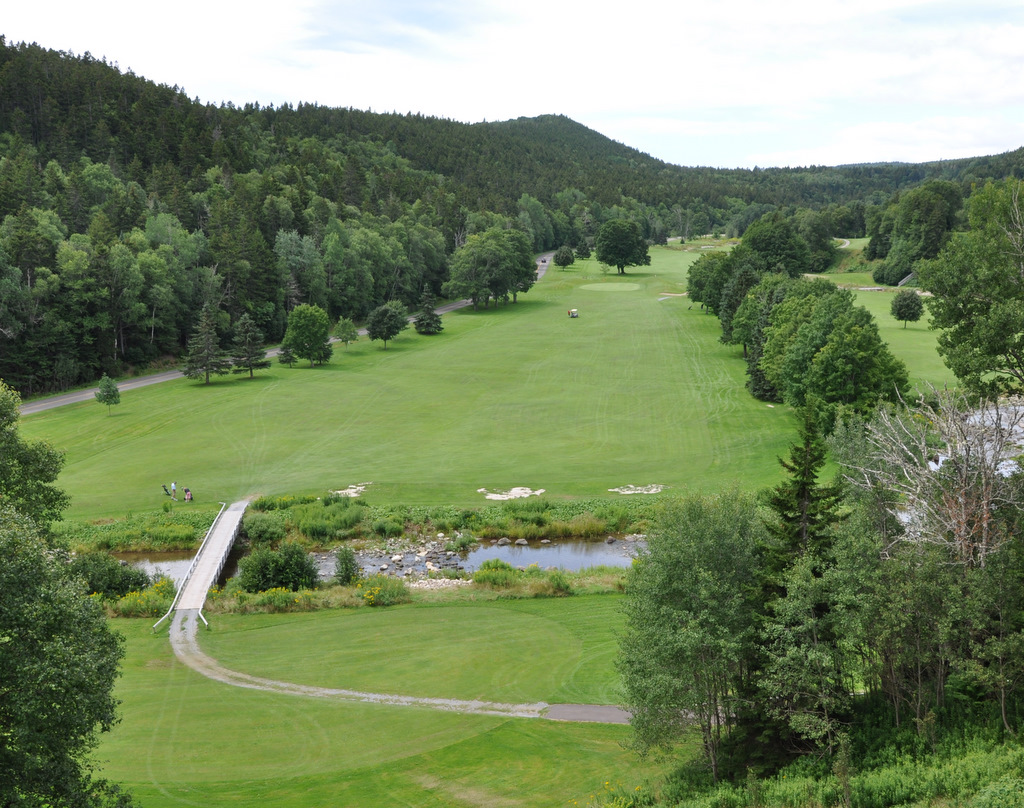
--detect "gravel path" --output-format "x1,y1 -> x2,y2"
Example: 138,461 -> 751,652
168,607 -> 627,722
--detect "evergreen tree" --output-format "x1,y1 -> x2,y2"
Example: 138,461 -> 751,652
746,407 -> 850,759
231,313 -> 271,378
277,344 -> 297,367
182,305 -> 231,384
413,289 -> 443,335
761,407 -> 846,584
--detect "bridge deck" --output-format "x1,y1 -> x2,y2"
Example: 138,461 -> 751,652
176,500 -> 248,610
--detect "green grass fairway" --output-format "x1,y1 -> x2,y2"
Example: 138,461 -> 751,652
99,596 -> 673,807
202,596 -> 623,704
19,247 -> 954,521
22,247 -> 799,521
851,288 -> 954,391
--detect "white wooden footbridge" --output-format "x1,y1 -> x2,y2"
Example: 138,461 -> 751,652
153,498 -> 249,629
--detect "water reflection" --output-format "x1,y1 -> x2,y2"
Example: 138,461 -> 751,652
464,539 -> 639,571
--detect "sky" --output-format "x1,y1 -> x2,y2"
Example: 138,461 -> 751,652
6,0 -> 1024,169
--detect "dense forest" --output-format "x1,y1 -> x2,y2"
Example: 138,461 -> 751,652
2,36 -> 1024,396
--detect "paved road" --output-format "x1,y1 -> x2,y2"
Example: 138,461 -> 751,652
19,253 -> 554,417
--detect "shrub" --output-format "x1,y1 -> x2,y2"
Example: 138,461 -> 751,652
334,544 -> 360,585
970,778 -> 1024,808
109,576 -> 176,617
251,587 -> 315,613
546,569 -> 572,595
250,493 -> 318,511
473,558 -> 520,588
144,523 -> 199,548
68,551 -> 151,599
289,499 -> 367,540
372,517 -> 404,538
235,541 -> 319,593
444,532 -> 477,552
243,511 -> 286,545
356,574 -> 409,606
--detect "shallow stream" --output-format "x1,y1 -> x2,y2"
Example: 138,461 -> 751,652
116,537 -> 640,588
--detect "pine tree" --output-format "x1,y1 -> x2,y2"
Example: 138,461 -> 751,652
761,406 -> 846,586
182,305 -> 231,384
277,344 -> 297,367
231,313 -> 271,378
413,290 -> 443,335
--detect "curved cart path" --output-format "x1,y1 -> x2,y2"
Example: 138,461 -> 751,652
165,485 -> 628,725
168,607 -> 628,724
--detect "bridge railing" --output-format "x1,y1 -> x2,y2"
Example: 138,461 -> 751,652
153,501 -> 227,631
197,509 -> 245,626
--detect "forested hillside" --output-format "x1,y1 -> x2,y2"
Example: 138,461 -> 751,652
2,36 -> 1024,396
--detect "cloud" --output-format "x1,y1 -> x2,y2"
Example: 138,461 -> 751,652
5,0 -> 1024,167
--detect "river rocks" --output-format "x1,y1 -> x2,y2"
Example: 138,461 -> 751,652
515,538 -> 528,546
496,537 -> 511,546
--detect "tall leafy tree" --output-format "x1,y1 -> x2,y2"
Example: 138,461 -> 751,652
335,316 -> 359,348
0,379 -> 69,524
281,304 -> 331,367
182,305 -> 231,384
890,288 -> 924,328
917,179 -> 1024,396
595,219 -> 650,275
552,245 -> 575,269
0,506 -> 134,807
231,313 -> 271,378
733,214 -> 812,278
366,300 -> 409,349
94,373 -> 120,414
619,490 -> 765,781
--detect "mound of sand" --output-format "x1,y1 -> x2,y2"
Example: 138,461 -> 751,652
477,487 -> 546,500
333,482 -> 372,497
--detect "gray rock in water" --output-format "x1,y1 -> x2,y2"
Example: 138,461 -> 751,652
496,537 -> 511,546
515,538 -> 529,546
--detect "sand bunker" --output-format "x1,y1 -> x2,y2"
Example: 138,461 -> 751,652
333,482 -> 372,497
477,487 -> 546,500
608,484 -> 668,495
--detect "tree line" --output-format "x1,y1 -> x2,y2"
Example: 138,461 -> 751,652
619,177 -> 1024,799
3,38 -> 1024,396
